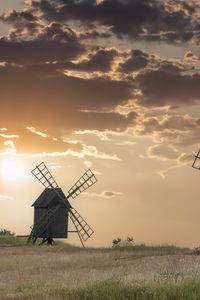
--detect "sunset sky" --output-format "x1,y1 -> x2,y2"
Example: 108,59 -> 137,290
0,0 -> 200,247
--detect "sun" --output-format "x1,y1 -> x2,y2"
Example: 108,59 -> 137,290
0,159 -> 25,181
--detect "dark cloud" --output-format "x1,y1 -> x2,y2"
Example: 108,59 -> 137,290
37,22 -> 78,42
0,12 -> 85,63
119,49 -> 148,73
0,0 -> 199,156
29,0 -> 199,43
0,9 -> 37,23
158,62 -> 181,74
0,9 -> 41,38
80,29 -> 112,40
63,48 -> 118,72
0,63 -> 134,133
0,36 -> 85,64
70,111 -> 138,132
76,48 -> 118,72
137,69 -> 200,107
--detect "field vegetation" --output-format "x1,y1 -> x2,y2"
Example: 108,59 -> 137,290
0,236 -> 200,299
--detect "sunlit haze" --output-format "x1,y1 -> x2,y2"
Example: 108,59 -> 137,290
0,159 -> 25,181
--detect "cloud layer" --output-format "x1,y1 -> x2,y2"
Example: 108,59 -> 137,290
28,0 -> 200,43
0,0 -> 199,162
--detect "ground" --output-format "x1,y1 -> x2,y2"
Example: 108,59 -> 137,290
0,237 -> 200,299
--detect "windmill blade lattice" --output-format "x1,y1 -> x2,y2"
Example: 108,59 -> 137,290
31,162 -> 60,189
192,149 -> 200,170
68,169 -> 97,199
69,207 -> 94,241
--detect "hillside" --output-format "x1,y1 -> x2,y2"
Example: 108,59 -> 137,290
0,237 -> 199,299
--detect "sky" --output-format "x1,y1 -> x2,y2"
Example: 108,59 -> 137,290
0,0 -> 200,248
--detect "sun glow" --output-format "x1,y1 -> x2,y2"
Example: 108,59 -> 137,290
0,159 -> 25,181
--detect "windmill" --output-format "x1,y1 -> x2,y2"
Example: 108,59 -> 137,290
27,162 -> 97,247
192,149 -> 200,170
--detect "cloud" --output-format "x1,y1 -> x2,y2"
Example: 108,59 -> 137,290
137,114 -> 200,136
80,144 -> 121,160
83,160 -> 93,168
75,130 -> 111,141
177,152 -> 195,165
26,127 -> 49,138
75,129 -> 132,141
16,146 -> 121,161
28,0 -> 200,43
157,151 -> 195,178
0,195 -> 14,201
0,1 -> 199,161
135,113 -> 200,150
0,128 -> 82,154
0,8 -> 41,38
184,51 -> 200,64
148,144 -> 180,161
137,69 -> 200,107
47,162 -> 62,170
65,48 -> 118,72
83,190 -> 123,198
1,9 -> 37,23
0,63 -> 134,134
0,134 -> 19,138
0,131 -> 121,161
0,36 -> 85,64
119,49 -> 148,72
3,141 -> 16,154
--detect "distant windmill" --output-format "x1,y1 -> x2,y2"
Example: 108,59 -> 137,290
192,149 -> 200,170
27,162 -> 97,247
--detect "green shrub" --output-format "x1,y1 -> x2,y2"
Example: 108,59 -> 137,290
0,228 -> 15,236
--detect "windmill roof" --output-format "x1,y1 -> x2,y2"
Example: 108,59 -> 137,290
32,188 -> 66,208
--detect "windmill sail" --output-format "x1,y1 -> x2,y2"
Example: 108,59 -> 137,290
31,162 -> 60,189
67,169 -> 97,199
69,207 -> 94,241
192,149 -> 200,169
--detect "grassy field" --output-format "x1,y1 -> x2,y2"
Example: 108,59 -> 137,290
0,237 -> 200,299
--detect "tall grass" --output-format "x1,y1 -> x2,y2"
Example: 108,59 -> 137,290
0,236 -> 26,247
0,238 -> 199,299
2,281 -> 200,300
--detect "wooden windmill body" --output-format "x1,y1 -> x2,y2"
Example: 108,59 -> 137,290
32,188 -> 68,239
27,162 -> 97,247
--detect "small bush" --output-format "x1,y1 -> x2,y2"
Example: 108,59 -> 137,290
0,228 -> 15,236
126,236 -> 134,243
193,247 -> 200,255
112,237 -> 134,248
112,238 -> 121,248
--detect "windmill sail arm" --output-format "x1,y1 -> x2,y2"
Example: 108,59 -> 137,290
69,207 -> 94,241
67,174 -> 94,198
31,162 -> 72,207
31,162 -> 60,189
192,149 -> 200,169
67,169 -> 97,199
